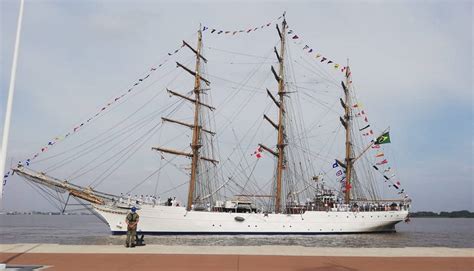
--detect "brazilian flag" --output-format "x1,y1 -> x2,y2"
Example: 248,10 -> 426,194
375,132 -> 391,145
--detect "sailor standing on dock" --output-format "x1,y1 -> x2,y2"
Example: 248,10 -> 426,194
125,207 -> 139,248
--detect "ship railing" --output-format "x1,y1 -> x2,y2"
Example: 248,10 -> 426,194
294,200 -> 410,213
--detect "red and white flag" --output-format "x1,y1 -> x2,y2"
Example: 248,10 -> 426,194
252,146 -> 263,159
363,130 -> 374,136
376,159 -> 388,165
356,110 -> 366,117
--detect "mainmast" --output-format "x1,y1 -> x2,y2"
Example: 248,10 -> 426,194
342,61 -> 353,203
152,28 -> 217,211
260,14 -> 287,213
188,29 -> 204,211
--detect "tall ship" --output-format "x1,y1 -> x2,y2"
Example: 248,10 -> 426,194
7,13 -> 410,234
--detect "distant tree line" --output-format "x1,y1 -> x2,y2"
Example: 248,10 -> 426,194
5,211 -> 92,215
410,210 -> 474,218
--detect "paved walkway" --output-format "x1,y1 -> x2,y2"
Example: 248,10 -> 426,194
1,244 -> 473,257
0,244 -> 473,270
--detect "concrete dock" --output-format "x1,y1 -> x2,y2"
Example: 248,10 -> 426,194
1,244 -> 473,270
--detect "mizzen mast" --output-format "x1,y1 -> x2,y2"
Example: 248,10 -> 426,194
152,28 -> 217,211
261,14 -> 287,213
342,60 -> 353,203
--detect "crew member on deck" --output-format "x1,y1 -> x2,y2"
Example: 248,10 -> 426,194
125,207 -> 139,248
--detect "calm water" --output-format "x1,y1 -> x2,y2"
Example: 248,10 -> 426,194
0,215 -> 472,248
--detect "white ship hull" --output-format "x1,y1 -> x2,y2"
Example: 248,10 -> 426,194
93,204 -> 408,235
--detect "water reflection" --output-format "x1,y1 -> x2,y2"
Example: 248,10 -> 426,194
0,215 -> 472,248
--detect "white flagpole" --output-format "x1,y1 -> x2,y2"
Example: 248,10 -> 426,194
0,0 -> 25,201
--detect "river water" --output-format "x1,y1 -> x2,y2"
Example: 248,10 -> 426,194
0,215 -> 472,248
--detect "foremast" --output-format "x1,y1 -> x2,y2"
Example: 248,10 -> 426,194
274,17 -> 287,214
260,15 -> 287,213
152,27 -> 217,211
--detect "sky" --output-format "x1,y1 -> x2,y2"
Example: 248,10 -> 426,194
0,0 -> 472,213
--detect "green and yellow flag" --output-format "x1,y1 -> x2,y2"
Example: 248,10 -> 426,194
375,132 -> 391,145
